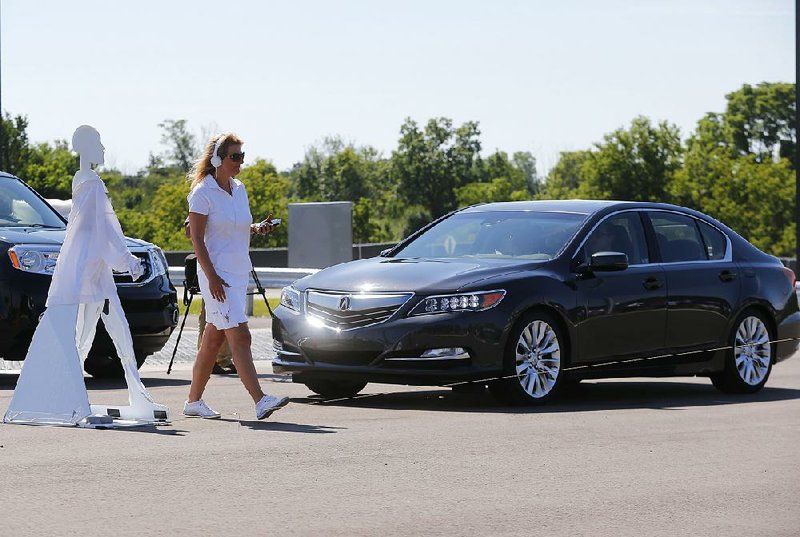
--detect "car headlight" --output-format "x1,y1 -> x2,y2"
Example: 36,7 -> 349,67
148,247 -> 168,277
408,289 -> 506,316
280,286 -> 303,314
8,245 -> 60,275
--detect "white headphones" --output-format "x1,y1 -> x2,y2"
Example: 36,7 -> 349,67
210,135 -> 224,168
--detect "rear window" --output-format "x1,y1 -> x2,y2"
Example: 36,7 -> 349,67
697,220 -> 727,260
648,212 -> 707,263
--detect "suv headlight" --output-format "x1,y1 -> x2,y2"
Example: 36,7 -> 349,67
280,286 -> 303,314
8,245 -> 60,275
148,247 -> 168,277
408,289 -> 506,316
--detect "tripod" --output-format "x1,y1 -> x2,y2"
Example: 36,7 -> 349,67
166,266 -> 274,375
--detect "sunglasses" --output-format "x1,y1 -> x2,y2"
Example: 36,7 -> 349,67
228,152 -> 245,163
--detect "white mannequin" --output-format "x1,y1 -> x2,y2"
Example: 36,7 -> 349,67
4,125 -> 169,426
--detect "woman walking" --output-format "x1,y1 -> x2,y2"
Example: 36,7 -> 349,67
184,133 -> 288,419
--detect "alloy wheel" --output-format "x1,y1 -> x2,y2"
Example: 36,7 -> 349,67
734,316 -> 771,386
515,320 -> 561,399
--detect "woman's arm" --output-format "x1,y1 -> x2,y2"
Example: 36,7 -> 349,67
188,211 -> 229,301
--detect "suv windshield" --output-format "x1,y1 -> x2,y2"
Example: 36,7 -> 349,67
0,177 -> 66,228
394,211 -> 586,260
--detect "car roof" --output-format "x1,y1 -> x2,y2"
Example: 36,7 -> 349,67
460,200 -> 695,216
0,171 -> 20,180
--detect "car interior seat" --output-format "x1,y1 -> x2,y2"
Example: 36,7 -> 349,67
606,224 -> 636,262
663,239 -> 706,262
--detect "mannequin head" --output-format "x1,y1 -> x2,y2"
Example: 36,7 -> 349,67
72,125 -> 105,166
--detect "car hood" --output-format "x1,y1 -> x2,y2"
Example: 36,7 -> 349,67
0,227 -> 149,248
295,256 -> 543,293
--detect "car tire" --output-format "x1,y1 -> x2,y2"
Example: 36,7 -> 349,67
304,379 -> 367,399
710,310 -> 774,394
84,352 -> 147,379
489,310 -> 567,405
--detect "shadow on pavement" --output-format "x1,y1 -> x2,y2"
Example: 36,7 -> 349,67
88,424 -> 188,436
84,376 -> 192,389
0,373 -> 191,390
292,380 -> 800,413
214,417 -> 344,433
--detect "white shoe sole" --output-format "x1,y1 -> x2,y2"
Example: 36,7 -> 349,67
257,398 -> 289,420
183,412 -> 221,419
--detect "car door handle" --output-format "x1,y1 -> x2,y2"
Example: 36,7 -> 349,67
719,270 -> 737,282
643,277 -> 663,290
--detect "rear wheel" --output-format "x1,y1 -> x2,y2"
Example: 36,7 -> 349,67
304,379 -> 367,399
710,311 -> 773,394
489,311 -> 566,405
84,352 -> 147,379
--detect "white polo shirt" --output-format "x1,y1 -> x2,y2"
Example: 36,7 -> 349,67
187,174 -> 253,276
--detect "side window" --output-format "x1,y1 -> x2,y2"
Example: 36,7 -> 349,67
698,220 -> 727,260
584,213 -> 649,265
649,212 -> 707,262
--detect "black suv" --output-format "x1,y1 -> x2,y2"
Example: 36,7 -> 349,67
0,171 -> 179,377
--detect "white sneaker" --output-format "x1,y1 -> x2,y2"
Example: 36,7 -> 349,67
256,394 -> 289,420
183,399 -> 221,419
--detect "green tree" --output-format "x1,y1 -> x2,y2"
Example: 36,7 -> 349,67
289,136 -> 346,199
239,159 -> 290,248
1,113 -> 32,177
724,82 -> 796,164
672,152 -> 794,256
392,117 -> 481,220
539,150 -> 591,199
24,140 -> 79,199
154,119 -> 198,173
576,116 -> 683,201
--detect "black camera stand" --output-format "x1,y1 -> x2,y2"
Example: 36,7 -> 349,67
166,265 -> 274,375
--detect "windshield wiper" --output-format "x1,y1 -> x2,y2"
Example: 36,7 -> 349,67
21,223 -> 65,229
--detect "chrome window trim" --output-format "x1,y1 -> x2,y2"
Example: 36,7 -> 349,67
572,208 -> 733,267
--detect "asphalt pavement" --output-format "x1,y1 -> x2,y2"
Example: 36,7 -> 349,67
0,342 -> 798,536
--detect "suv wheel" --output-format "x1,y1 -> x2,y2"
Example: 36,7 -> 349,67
84,352 -> 147,379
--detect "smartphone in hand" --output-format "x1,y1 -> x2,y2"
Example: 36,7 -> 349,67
257,218 -> 281,232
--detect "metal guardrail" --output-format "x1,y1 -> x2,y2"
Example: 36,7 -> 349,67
168,266 -> 318,289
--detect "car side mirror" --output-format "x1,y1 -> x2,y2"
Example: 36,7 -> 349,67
589,251 -> 628,272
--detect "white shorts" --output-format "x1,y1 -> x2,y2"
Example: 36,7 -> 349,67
197,269 -> 249,330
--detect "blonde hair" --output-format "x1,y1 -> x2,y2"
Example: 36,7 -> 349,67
187,132 -> 244,189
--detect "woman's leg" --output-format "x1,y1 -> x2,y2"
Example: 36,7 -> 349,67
224,323 -> 265,403
187,322 -> 226,402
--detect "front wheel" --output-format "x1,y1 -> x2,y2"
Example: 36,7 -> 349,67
489,311 -> 566,405
710,311 -> 774,394
304,379 -> 367,399
84,352 -> 147,379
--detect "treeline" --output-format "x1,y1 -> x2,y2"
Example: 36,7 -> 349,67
0,82 -> 795,256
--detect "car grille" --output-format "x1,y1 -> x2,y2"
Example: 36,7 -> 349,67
306,290 -> 413,330
113,251 -> 151,285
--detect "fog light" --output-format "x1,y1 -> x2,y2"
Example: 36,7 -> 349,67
420,347 -> 470,360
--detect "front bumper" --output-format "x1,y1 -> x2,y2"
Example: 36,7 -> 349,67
271,304 -> 509,386
0,272 -> 178,360
776,311 -> 800,363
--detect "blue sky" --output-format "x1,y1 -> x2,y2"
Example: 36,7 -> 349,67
2,0 -> 795,175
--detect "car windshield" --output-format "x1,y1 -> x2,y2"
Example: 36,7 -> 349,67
393,210 -> 587,260
0,178 -> 66,228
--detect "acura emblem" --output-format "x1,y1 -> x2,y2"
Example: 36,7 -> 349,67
338,295 -> 352,311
